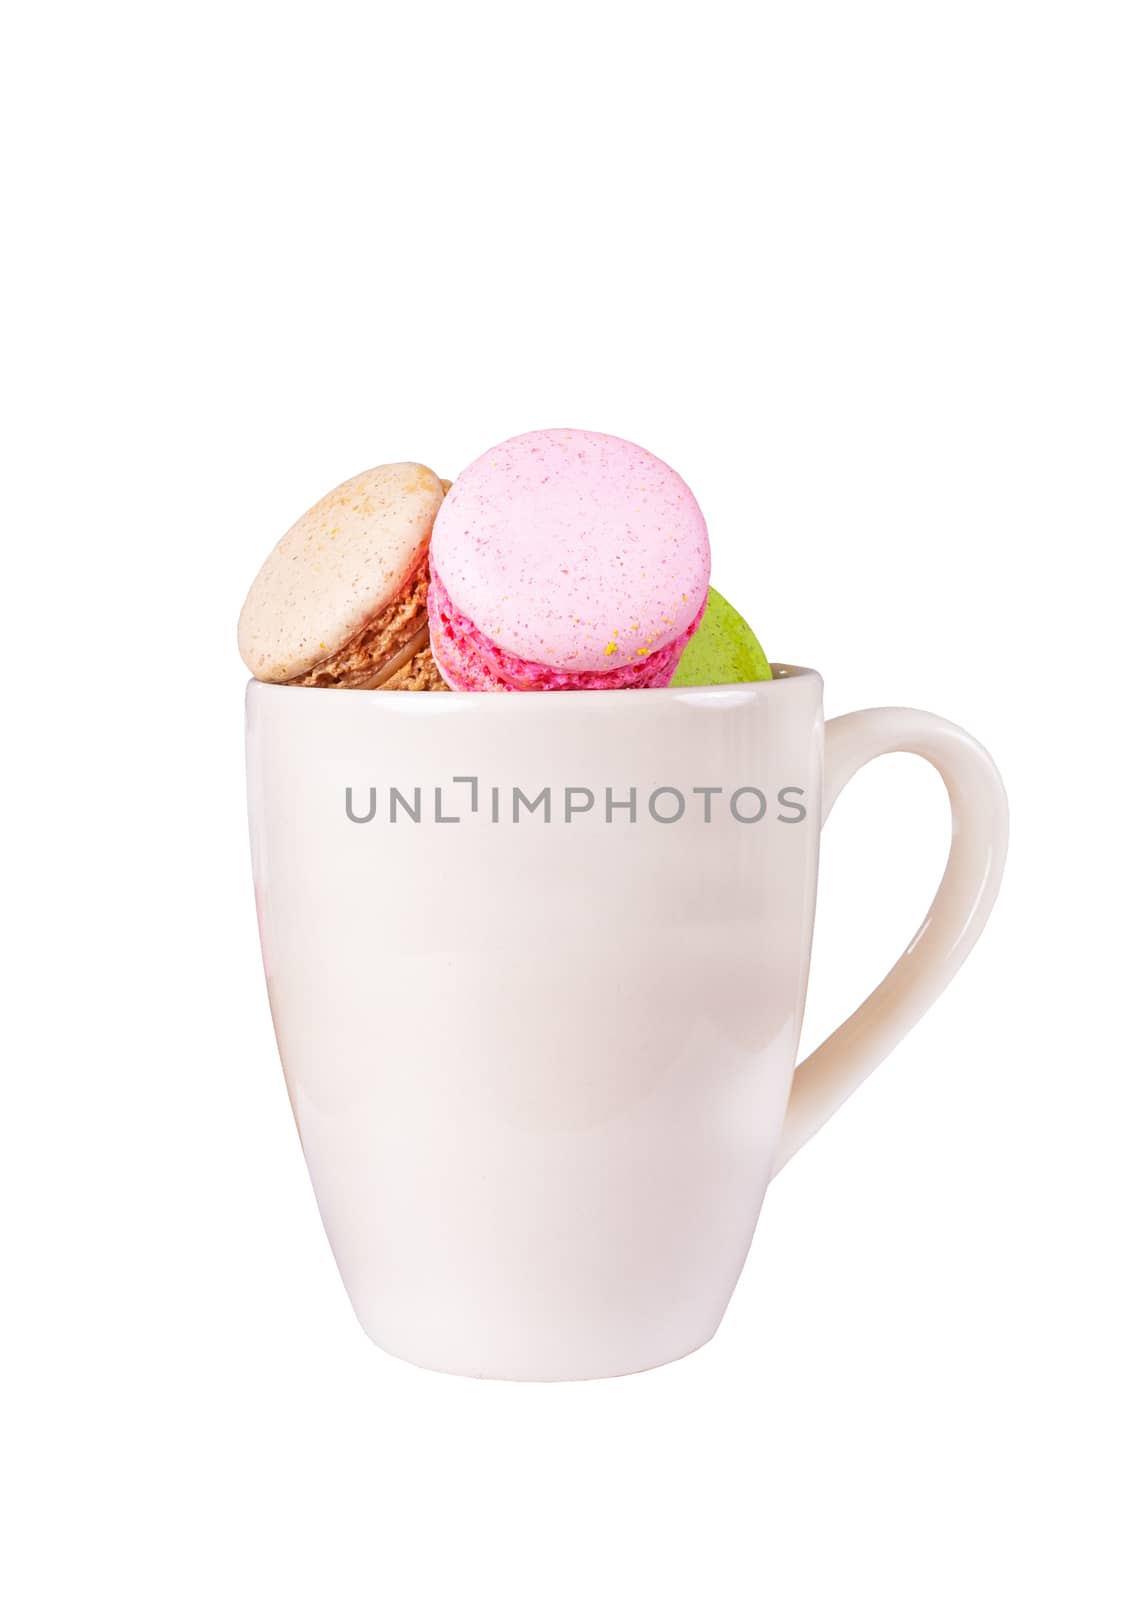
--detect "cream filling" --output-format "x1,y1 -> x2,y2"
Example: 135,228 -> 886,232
350,623 -> 432,690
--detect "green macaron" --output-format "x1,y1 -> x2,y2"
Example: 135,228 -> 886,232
671,587 -> 772,686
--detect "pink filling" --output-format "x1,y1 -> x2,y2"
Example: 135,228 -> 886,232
428,558 -> 705,692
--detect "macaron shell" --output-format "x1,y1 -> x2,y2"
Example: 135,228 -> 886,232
428,557 -> 700,691
238,462 -> 443,682
430,429 -> 710,673
670,587 -> 772,686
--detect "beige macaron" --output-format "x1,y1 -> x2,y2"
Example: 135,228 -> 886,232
238,462 -> 451,689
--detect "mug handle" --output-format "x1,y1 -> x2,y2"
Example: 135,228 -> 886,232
773,707 -> 1009,1173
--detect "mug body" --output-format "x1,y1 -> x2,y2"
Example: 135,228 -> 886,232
246,670 -> 824,1378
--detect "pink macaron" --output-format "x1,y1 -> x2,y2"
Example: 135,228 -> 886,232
427,429 -> 710,691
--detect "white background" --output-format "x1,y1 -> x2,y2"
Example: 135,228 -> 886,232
4,3 -> 1140,1596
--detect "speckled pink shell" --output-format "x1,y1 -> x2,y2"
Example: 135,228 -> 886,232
428,556 -> 705,691
428,429 -> 710,679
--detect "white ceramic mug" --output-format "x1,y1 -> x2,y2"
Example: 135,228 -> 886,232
246,668 -> 1007,1380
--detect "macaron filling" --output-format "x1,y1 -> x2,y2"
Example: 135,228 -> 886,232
428,559 -> 705,692
289,561 -> 445,690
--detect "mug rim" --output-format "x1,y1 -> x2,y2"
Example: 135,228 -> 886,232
246,663 -> 822,703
